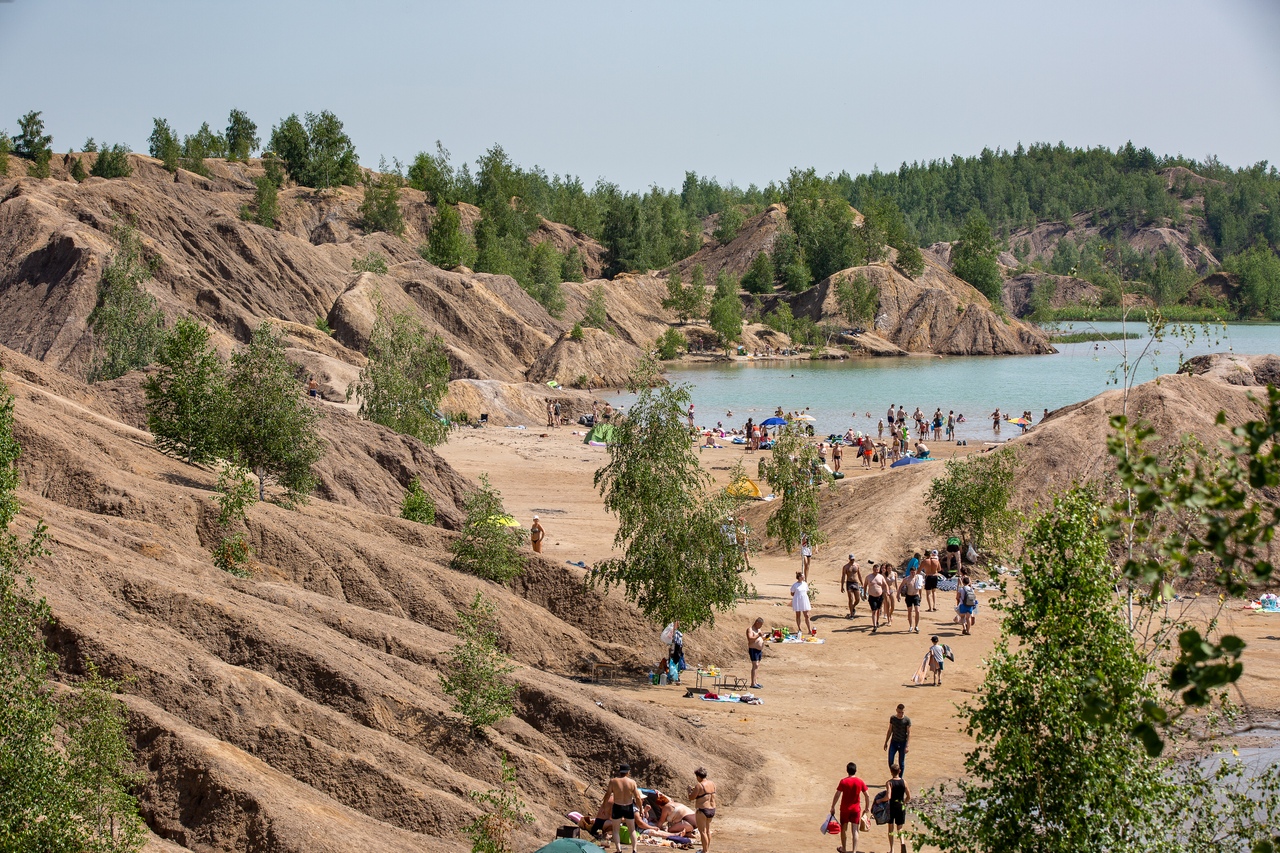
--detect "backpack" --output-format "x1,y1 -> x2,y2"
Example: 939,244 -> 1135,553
962,586 -> 977,607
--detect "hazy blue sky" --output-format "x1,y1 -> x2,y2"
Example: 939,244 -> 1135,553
2,0 -> 1276,190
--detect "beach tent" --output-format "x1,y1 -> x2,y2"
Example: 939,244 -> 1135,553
726,477 -> 762,499
582,423 -> 617,445
534,840 -> 607,853
890,456 -> 926,468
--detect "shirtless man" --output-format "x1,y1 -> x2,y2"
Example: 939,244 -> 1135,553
991,407 -> 1002,434
747,617 -> 766,689
840,554 -> 863,618
603,764 -> 641,853
921,549 -> 942,612
864,563 -> 888,634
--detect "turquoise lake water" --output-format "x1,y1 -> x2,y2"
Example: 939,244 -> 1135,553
608,322 -> 1280,443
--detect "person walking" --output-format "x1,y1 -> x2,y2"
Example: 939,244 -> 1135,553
530,516 -> 545,554
865,564 -> 887,634
829,762 -> 869,853
883,704 -> 911,775
928,636 -> 945,686
841,554 -> 863,618
991,407 -> 1002,434
831,440 -> 843,473
904,568 -> 924,633
956,575 -> 978,635
790,572 -> 813,636
747,617 -> 766,688
883,763 -> 912,853
688,767 -> 716,853
921,550 -> 941,612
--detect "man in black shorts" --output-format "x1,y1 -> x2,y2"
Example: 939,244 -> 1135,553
922,550 -> 942,612
903,569 -> 924,633
864,564 -> 887,634
603,764 -> 641,853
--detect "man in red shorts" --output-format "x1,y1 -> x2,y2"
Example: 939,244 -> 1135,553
829,761 -> 869,853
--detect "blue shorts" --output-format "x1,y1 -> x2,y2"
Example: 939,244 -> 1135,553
749,648 -> 762,662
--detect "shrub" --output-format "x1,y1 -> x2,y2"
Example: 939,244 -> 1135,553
449,474 -> 527,582
351,308 -> 451,447
88,222 -> 166,382
352,251 -> 389,274
89,144 -> 132,179
561,245 -> 586,282
573,374 -> 590,388
224,109 -> 259,162
400,479 -> 436,524
439,592 -> 518,731
569,322 -> 584,342
268,111 -> 360,189
314,316 -> 332,335
69,156 -> 87,182
423,203 -> 472,269
147,118 -> 181,172
359,168 -> 406,236
713,206 -> 746,244
835,273 -> 878,324
582,283 -> 610,331
465,755 -> 533,853
925,448 -> 1019,556
0,131 -> 10,177
252,176 -> 278,228
741,251 -> 775,294
144,318 -> 227,464
656,327 -> 684,360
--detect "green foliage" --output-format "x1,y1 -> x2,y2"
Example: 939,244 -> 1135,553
760,425 -> 829,553
582,283 -> 610,331
708,283 -> 742,346
591,369 -> 752,628
88,222 -> 166,382
662,270 -> 704,323
267,111 -> 360,189
526,241 -> 566,317
251,175 -> 278,228
180,122 -> 226,177
214,463 -> 257,530
950,212 -> 1004,301
569,322 -> 584,342
440,592 -> 518,732
834,273 -> 878,324
144,318 -> 227,464
713,206 -> 746,244
423,202 -> 471,269
352,308 -> 451,447
13,111 -> 52,166
918,487 -> 1176,853
655,328 -> 684,360
924,448 -> 1019,555
359,167 -> 406,236
741,251 -> 775,294
560,245 -> 586,283
69,156 -> 87,182
465,754 -> 533,853
450,474 -> 527,583
314,316 -> 332,335
1224,243 -> 1280,319
400,479 -> 436,525
352,251 -> 389,274
223,323 -> 324,503
224,109 -> 259,162
89,144 -> 132,179
1,377 -> 144,853
260,152 -> 286,188
147,119 -> 181,173
407,142 -> 457,204
763,302 -> 795,336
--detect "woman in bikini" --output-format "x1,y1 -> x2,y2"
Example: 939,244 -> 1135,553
654,792 -> 697,836
688,767 -> 716,853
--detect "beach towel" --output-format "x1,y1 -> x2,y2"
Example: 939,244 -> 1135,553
771,635 -> 824,644
911,652 -> 929,684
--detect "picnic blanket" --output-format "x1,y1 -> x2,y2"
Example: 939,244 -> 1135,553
770,635 -> 825,644
701,692 -> 764,705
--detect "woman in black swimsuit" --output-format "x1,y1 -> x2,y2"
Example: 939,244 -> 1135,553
884,763 -> 911,853
688,767 -> 716,853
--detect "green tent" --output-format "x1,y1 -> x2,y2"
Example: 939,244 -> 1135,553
533,840 -> 606,853
583,423 -> 616,444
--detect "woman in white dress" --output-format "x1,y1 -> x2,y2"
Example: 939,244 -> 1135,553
790,571 -> 813,635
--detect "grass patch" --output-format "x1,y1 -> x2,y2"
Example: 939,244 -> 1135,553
1049,331 -> 1141,344
1038,306 -> 1229,323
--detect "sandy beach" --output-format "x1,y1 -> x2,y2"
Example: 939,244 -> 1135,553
437,425 -> 1280,852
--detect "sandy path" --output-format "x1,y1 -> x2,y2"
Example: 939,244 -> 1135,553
437,426 -> 1280,853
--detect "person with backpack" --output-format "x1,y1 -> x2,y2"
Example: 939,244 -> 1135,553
956,575 -> 978,635
882,763 -> 911,853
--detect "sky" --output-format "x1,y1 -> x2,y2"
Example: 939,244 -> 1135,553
1,0 -> 1277,191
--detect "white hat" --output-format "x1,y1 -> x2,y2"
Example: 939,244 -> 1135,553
533,515 -> 539,520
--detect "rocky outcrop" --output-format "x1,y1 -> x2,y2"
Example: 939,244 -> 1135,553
669,204 -> 789,281
1002,273 -> 1104,318
526,326 -> 648,389
1178,352 -> 1280,387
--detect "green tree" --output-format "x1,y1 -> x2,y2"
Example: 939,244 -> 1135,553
359,167 -> 406,236
0,131 -> 9,177
713,206 -> 746,244
591,367 -> 752,628
180,122 -> 225,177
211,462 -> 256,577
143,318 -> 227,464
1224,243 -> 1280,319
894,241 -> 926,277
449,474 -> 527,583
13,111 -> 53,179
424,202 -> 470,269
834,272 -> 878,325
662,270 -> 703,324
526,241 -> 566,317
89,144 -> 132,180
655,328 -> 684,360
251,175 -> 278,228
267,115 -> 308,183
407,142 -> 457,203
561,245 -> 586,283
440,592 -> 518,732
924,448 -> 1019,556
268,111 -> 358,189
918,487 -> 1178,853
741,251 -> 775,294
582,283 -> 610,331
147,118 -> 181,173
223,323 -> 324,503
400,479 -> 436,524
69,156 -> 87,182
88,222 -> 166,382
224,109 -> 259,162
351,308 -> 451,446
763,302 -> 795,336
708,285 -> 742,348
950,212 -> 1004,301
465,754 -> 533,853
760,424 -> 830,553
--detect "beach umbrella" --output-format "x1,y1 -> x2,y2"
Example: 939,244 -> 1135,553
534,840 -> 607,853
890,456 -> 925,468
484,514 -> 522,527
793,414 -> 816,421
1006,417 -> 1031,425
761,416 -> 787,427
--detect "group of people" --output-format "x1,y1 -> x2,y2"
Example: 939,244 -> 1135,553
828,705 -> 916,853
576,764 -> 717,853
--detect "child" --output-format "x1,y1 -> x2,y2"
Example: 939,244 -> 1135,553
928,635 -> 945,686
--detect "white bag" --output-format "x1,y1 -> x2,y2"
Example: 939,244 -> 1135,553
966,543 -> 979,563
660,623 -> 675,644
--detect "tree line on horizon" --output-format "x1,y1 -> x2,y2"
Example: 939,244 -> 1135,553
5,107 -> 1279,318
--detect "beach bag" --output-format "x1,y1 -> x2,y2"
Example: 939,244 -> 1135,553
821,813 -> 840,835
660,623 -> 676,644
872,797 -> 890,825
966,542 -> 979,563
858,813 -> 872,832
